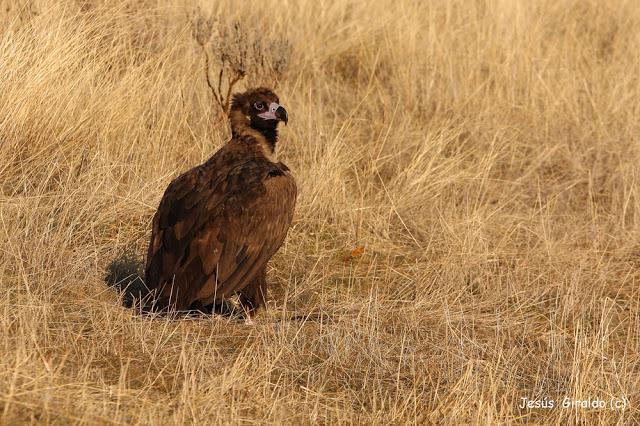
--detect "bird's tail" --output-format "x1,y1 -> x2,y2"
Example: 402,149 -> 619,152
104,251 -> 150,308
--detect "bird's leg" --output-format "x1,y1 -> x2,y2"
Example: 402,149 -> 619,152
196,299 -> 237,317
238,268 -> 267,325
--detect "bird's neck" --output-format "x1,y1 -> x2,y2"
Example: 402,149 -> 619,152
259,128 -> 278,151
229,109 -> 278,162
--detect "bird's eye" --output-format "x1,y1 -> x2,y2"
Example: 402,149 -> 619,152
254,102 -> 264,110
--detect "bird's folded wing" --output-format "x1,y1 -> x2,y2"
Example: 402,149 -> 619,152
145,161 -> 296,309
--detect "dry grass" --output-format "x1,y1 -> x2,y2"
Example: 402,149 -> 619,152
1,0 -> 639,424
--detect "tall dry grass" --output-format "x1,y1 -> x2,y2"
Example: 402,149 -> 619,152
1,0 -> 639,423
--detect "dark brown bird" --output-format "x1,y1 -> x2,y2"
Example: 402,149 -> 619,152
136,87 -> 295,320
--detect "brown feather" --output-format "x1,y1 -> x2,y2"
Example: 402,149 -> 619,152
143,88 -> 296,313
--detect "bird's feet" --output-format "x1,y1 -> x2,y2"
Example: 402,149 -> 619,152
244,316 -> 256,326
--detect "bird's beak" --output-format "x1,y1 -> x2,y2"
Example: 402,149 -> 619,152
258,102 -> 288,125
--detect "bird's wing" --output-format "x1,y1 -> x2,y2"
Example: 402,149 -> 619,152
145,159 -> 296,310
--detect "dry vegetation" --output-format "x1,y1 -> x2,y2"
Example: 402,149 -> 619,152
1,0 -> 639,424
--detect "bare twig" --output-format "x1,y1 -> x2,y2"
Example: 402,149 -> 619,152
201,45 -> 222,109
222,72 -> 243,114
217,67 -> 224,107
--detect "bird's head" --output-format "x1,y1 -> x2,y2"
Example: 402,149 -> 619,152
230,87 -> 288,131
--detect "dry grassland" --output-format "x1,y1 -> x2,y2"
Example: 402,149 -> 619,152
1,0 -> 639,424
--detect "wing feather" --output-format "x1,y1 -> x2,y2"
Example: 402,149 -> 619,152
144,153 -> 296,311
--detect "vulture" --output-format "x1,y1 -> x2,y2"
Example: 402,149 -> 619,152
109,88 -> 296,321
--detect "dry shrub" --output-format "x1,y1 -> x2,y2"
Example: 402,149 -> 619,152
190,9 -> 290,116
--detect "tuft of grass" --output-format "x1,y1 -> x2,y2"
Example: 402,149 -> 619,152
0,0 -> 639,424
